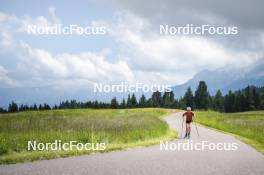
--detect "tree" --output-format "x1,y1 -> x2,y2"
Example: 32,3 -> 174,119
177,97 -> 186,109
169,91 -> 175,105
43,103 -> 51,110
252,86 -> 260,109
8,101 -> 18,112
93,100 -> 99,109
139,95 -> 146,107
131,94 -> 137,108
244,86 -> 255,110
260,87 -> 264,110
183,87 -> 194,109
208,95 -> 214,109
233,90 -> 242,112
194,81 -> 209,109
39,104 -> 43,110
152,91 -> 162,107
19,104 -> 25,111
162,92 -> 171,108
213,90 -> 224,111
171,99 -> 179,108
110,97 -> 118,109
0,107 -> 6,113
146,98 -> 153,107
120,98 -> 126,108
127,94 -> 132,108
224,90 -> 235,112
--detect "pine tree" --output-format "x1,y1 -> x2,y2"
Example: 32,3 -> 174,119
240,92 -> 247,111
110,97 -> 118,109
94,100 -> 99,109
162,92 -> 171,108
19,104 -> 24,111
139,95 -> 146,107
244,86 -> 255,110
224,91 -> 235,112
194,81 -> 209,109
131,94 -> 137,108
127,94 -> 132,108
8,101 -> 18,112
146,98 -> 153,107
169,91 -> 175,105
172,99 -> 179,108
43,103 -> 51,110
234,90 -> 243,112
252,86 -> 260,109
120,98 -> 126,108
178,97 -> 186,109
0,107 -> 6,113
213,90 -> 224,112
260,87 -> 264,110
152,91 -> 162,107
38,104 -> 43,110
183,87 -> 194,109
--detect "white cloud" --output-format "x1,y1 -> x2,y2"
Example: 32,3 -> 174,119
0,9 -> 263,89
102,11 -> 262,84
0,11 -> 136,88
17,42 -> 135,85
0,66 -> 19,87
0,30 -> 13,49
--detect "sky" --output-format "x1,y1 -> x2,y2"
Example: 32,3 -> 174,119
0,0 -> 263,90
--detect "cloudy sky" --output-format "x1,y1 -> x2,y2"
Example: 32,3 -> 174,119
0,0 -> 263,89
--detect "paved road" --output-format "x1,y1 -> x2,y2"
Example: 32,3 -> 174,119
1,112 -> 264,175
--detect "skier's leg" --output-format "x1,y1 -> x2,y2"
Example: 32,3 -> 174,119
184,123 -> 188,138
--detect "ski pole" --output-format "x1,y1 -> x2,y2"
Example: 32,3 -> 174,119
194,120 -> 200,137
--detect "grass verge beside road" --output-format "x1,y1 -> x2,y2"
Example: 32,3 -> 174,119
0,108 -> 177,164
195,111 -> 264,154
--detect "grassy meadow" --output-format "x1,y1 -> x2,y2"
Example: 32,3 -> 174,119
0,108 -> 177,164
195,111 -> 264,153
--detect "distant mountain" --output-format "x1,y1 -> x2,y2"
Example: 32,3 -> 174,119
172,64 -> 264,98
1,63 -> 263,107
0,85 -> 147,108
0,86 -> 96,108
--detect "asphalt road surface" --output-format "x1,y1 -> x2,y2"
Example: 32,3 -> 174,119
1,112 -> 264,175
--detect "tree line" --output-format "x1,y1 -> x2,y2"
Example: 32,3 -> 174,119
1,81 -> 264,113
179,81 -> 264,112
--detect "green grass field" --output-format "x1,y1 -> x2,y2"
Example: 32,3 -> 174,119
0,108 -> 177,164
195,111 -> 264,153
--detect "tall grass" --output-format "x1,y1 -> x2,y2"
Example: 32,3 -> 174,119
195,111 -> 264,153
0,108 -> 176,164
